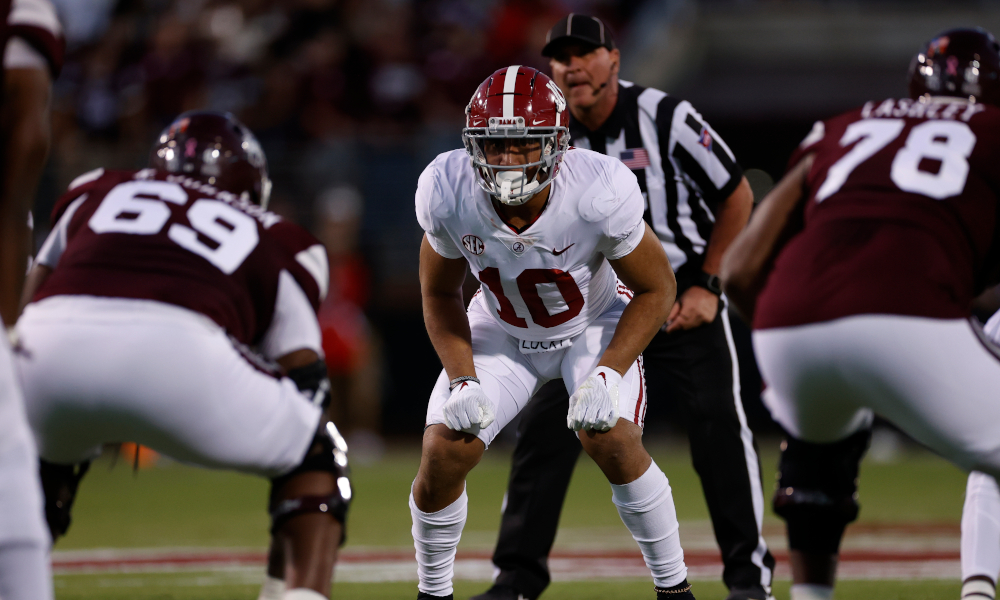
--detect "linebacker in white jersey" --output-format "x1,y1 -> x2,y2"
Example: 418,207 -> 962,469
410,65 -> 695,600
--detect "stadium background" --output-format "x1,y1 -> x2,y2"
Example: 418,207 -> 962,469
34,0 -> 1000,598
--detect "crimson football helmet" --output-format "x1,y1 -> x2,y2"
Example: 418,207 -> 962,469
463,65 -> 569,205
908,28 -> 1000,107
149,111 -> 273,209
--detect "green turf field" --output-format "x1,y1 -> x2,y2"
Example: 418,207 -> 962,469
54,438 -> 970,599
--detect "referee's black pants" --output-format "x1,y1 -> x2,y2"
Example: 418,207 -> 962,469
491,307 -> 775,598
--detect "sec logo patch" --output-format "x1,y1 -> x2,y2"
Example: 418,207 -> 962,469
462,234 -> 484,255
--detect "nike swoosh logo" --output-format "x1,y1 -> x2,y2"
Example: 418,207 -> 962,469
552,243 -> 575,256
532,119 -> 547,125
597,372 -> 607,384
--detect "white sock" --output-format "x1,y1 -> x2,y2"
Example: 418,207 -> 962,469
790,583 -> 834,600
963,579 -> 997,600
282,589 -> 326,600
0,542 -> 53,600
410,485 -> 468,597
963,472 -> 1000,586
258,575 -> 286,600
610,461 -> 687,588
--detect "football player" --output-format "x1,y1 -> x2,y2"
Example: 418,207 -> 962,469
15,111 -> 350,600
412,66 -> 694,600
0,1 -> 63,599
958,307 -> 1000,600
721,28 -> 1000,600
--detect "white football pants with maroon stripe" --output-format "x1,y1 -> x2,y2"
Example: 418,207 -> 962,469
0,324 -> 52,600
15,296 -> 321,476
424,290 -> 646,449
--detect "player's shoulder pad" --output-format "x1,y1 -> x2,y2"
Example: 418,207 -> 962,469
566,149 -> 641,224
9,0 -> 65,78
51,168 -> 130,223
266,220 -> 329,306
416,149 -> 468,222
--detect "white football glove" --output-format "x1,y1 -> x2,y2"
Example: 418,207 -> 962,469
567,366 -> 622,432
442,380 -> 495,433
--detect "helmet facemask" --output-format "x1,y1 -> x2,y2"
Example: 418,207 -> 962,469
463,116 -> 569,206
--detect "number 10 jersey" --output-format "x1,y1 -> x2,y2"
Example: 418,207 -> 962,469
416,148 -> 646,342
755,98 -> 1000,330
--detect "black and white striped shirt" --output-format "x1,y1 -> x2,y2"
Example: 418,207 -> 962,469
568,80 -> 743,275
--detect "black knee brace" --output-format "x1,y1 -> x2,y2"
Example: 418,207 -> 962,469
286,359 -> 332,410
772,428 -> 871,554
269,420 -> 351,542
39,459 -> 91,542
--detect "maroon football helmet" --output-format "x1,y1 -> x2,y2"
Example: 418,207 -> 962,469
463,66 -> 569,205
149,111 -> 272,209
908,28 -> 1000,106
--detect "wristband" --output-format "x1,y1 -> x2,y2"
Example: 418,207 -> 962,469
449,376 -> 480,391
693,271 -> 722,296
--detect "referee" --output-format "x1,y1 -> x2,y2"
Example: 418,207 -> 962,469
471,15 -> 774,600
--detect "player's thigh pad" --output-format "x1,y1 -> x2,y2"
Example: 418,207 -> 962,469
425,305 -> 540,448
560,299 -> 647,427
0,335 -> 48,546
756,315 -> 1000,474
16,297 -> 321,477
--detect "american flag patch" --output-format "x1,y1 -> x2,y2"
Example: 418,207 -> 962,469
619,148 -> 650,169
699,128 -> 713,150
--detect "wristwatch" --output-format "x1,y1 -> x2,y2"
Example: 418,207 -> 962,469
693,271 -> 722,296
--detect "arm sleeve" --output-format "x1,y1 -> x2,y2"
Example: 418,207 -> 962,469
259,270 -> 324,361
667,100 -> 744,204
35,195 -> 86,267
600,160 -> 646,260
8,0 -> 64,77
415,161 -> 463,259
4,36 -> 45,70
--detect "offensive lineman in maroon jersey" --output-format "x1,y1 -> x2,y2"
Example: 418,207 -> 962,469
722,28 -> 1000,600
15,112 -> 349,600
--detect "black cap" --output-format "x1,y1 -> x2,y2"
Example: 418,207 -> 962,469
541,14 -> 616,57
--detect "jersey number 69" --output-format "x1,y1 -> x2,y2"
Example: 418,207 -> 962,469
88,181 -> 259,275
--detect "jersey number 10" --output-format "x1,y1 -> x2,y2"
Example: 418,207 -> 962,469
88,181 -> 259,274
478,266 -> 584,329
816,118 -> 976,202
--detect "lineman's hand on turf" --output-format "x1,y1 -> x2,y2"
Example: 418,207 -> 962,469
442,380 -> 495,432
567,366 -> 621,432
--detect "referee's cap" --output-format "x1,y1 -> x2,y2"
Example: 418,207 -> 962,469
541,14 -> 616,57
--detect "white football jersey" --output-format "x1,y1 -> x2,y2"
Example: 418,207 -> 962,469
416,147 -> 645,341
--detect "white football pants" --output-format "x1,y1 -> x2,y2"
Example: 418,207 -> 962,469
424,292 -> 647,448
16,296 -> 321,477
959,310 -> 1000,587
0,323 -> 52,600
754,315 -> 1000,476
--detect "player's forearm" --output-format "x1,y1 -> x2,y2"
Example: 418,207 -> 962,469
598,287 -> 673,376
0,220 -> 30,325
721,157 -> 812,321
0,69 -> 52,324
19,263 -> 52,312
700,177 -> 753,276
423,294 -> 477,380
